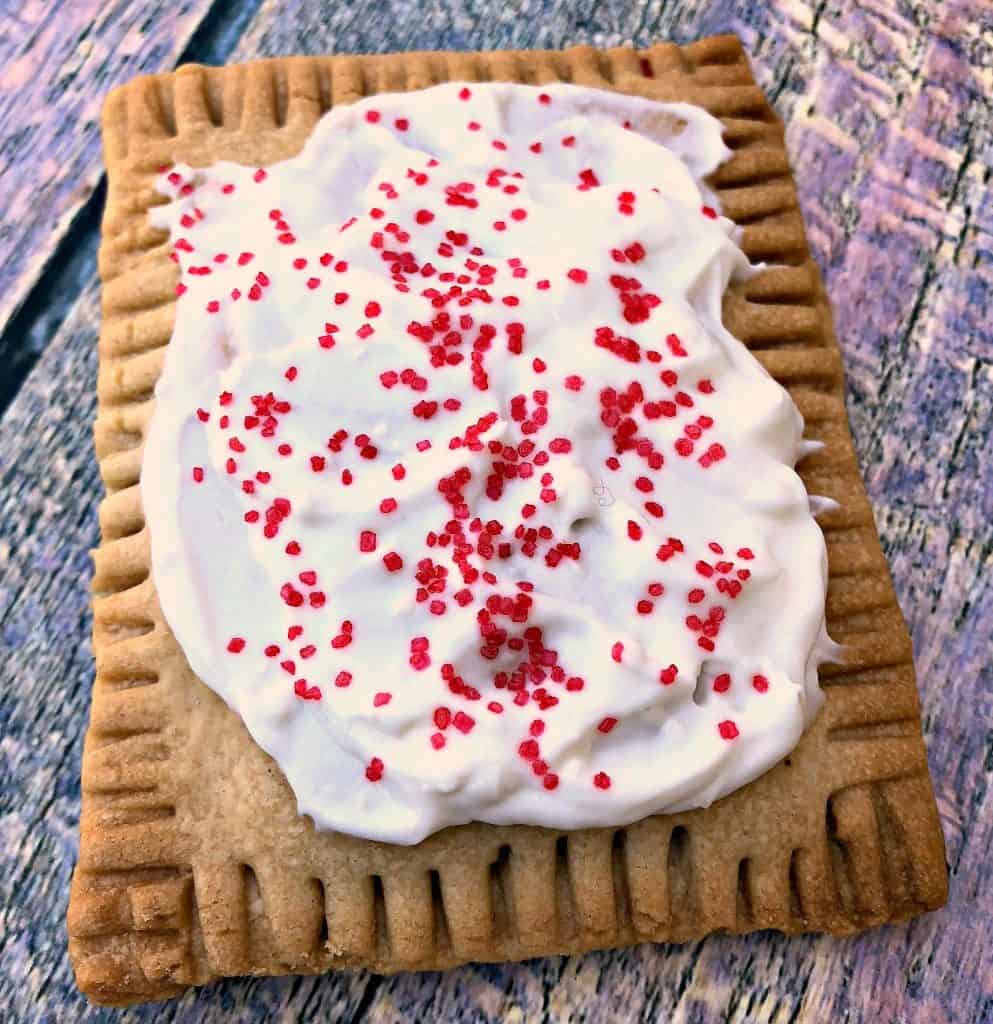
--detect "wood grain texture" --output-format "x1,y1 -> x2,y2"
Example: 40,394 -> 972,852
1,0 -> 990,1022
0,0 -> 264,411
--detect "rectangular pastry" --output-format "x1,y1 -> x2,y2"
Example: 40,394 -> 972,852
70,36 -> 947,1006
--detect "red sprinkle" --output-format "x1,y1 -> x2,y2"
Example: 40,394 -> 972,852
294,680 -> 322,701
453,711 -> 475,734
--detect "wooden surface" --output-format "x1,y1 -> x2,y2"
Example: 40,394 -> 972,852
0,1 -> 989,1021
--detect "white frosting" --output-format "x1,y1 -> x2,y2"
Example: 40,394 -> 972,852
145,83 -> 836,844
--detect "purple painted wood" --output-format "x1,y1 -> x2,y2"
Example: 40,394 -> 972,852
0,1 -> 990,1021
0,0 -> 262,409
0,2 -> 205,319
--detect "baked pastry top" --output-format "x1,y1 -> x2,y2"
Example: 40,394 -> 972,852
70,36 -> 946,1007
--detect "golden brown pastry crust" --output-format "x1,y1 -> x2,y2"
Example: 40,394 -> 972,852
69,36 -> 947,1006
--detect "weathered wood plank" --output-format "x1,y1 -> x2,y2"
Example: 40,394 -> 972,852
0,0 -> 264,413
0,0 -> 990,1021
